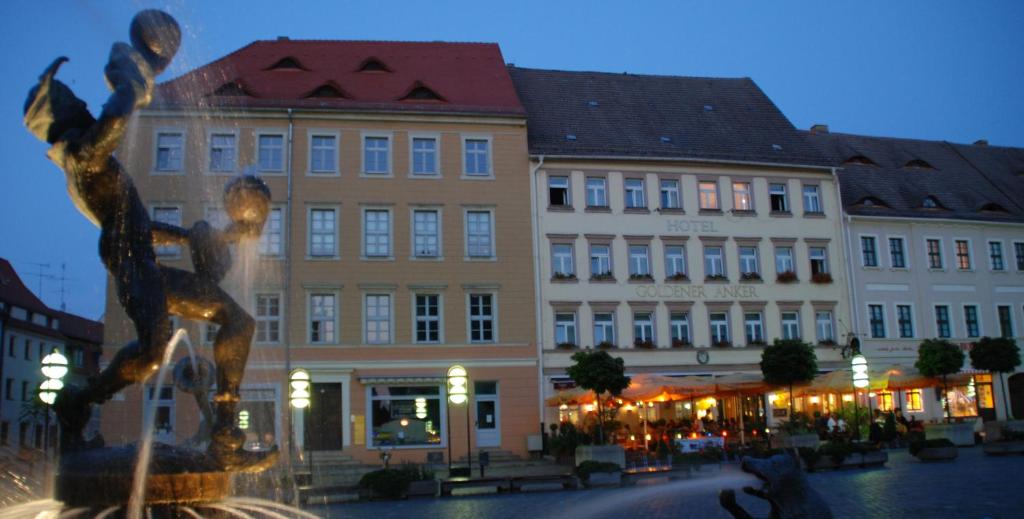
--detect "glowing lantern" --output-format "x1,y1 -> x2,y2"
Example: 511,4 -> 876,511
447,365 -> 468,405
289,368 -> 311,409
851,354 -> 869,389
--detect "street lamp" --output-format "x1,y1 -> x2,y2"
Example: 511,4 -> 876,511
39,347 -> 68,476
288,369 -> 311,477
851,354 -> 869,440
446,365 -> 470,476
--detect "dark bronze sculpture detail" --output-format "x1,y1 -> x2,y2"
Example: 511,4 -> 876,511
719,453 -> 833,519
23,9 -> 277,500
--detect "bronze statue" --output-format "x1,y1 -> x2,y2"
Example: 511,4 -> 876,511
24,10 -> 275,473
719,453 -> 833,519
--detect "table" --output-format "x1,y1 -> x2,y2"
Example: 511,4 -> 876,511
674,436 -> 725,452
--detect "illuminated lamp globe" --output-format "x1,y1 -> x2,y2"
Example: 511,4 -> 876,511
39,378 -> 64,405
41,348 -> 69,380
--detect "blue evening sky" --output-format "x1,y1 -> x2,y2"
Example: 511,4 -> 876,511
1,1 -> 1022,320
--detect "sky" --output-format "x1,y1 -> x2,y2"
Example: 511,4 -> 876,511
0,0 -> 1022,321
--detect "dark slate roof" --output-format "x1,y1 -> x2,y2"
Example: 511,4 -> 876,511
507,67 -> 830,167
0,258 -> 50,315
805,131 -> 1024,223
56,311 -> 103,345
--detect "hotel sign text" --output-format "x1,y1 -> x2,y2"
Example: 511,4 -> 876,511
666,219 -> 720,233
634,284 -> 759,299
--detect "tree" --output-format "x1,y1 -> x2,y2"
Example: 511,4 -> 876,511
915,339 -> 965,423
970,336 -> 1021,420
760,339 -> 817,421
566,350 -> 631,445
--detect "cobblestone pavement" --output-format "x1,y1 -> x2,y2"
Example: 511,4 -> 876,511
312,448 -> 1024,519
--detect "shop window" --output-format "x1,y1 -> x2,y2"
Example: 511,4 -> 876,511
369,386 -> 442,447
906,390 -> 923,412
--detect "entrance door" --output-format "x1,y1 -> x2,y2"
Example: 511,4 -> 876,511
1010,374 -> 1024,420
306,383 -> 343,450
474,381 -> 500,448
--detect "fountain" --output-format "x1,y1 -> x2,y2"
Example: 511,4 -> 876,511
20,9 -> 304,517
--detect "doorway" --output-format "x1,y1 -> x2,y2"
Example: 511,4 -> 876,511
306,383 -> 343,450
1009,374 -> 1024,420
474,381 -> 500,448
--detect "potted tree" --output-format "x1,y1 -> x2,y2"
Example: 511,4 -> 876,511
567,350 -> 630,476
761,339 -> 818,449
916,338 -> 972,445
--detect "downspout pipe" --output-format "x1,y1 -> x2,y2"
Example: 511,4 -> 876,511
833,167 -> 862,348
284,108 -> 296,457
529,155 -> 546,444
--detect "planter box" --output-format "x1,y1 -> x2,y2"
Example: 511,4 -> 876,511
406,479 -> 439,498
915,446 -> 958,461
575,445 -> 625,467
811,451 -> 888,471
583,471 -> 622,488
925,422 -> 975,447
770,433 -> 820,450
983,420 -> 1024,442
983,441 -> 1024,456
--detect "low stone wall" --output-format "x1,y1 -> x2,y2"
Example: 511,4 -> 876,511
925,422 -> 975,446
575,445 -> 626,467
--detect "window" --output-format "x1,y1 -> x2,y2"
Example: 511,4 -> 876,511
593,312 -> 616,346
369,386 -> 442,447
466,211 -> 493,258
964,305 -> 980,337
927,239 -> 943,269
861,236 -> 878,267
255,294 -> 280,343
310,134 -> 337,174
309,209 -> 337,257
935,305 -> 952,338
1015,242 -> 1024,271
660,180 -> 681,209
665,245 -> 687,278
698,181 -> 719,210
549,176 -> 570,207
152,206 -> 181,257
203,323 -> 219,345
629,245 -> 651,277
955,240 -> 971,270
413,210 -> 440,258
259,207 -> 283,256
815,311 -> 834,343
257,134 -> 284,172
897,305 -> 914,338
781,312 -> 800,340
710,312 -> 730,344
590,244 -> 612,278
365,294 -> 392,344
802,185 -> 822,213
3,379 -> 10,400
146,386 -> 174,438
414,294 -> 441,343
309,294 -> 336,343
990,241 -> 1005,271
23,340 -> 30,361
363,210 -> 391,257
668,313 -> 690,345
809,247 -> 829,275
411,137 -> 438,175
20,381 -> 28,401
468,294 -> 495,343
998,305 -> 1014,338
906,389 -> 923,412
869,304 -> 886,338
889,237 -> 906,268
464,138 -> 490,176
775,247 -> 795,275
632,312 -> 654,345
732,182 -> 752,211
704,246 -> 725,278
363,136 -> 390,174
552,244 -> 575,277
769,183 -> 789,212
555,313 -> 577,346
586,177 -> 607,207
155,131 -> 183,172
209,133 -> 236,172
624,179 -> 646,209
739,246 -> 760,276
744,313 -> 764,344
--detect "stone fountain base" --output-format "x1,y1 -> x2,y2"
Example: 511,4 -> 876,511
57,443 -> 229,506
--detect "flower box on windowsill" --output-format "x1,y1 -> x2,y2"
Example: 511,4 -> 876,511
740,272 -> 762,282
596,341 -> 617,350
712,340 -> 733,348
671,339 -> 691,348
552,273 -> 578,282
816,339 -> 837,347
629,274 -> 654,282
776,271 -> 798,284
747,340 -> 767,348
633,339 -> 656,349
811,272 -> 833,284
590,272 -> 616,282
705,274 -> 729,283
556,342 -> 577,351
665,273 -> 690,283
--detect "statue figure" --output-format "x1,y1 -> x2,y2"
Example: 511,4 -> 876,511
719,453 -> 833,519
23,10 -> 275,472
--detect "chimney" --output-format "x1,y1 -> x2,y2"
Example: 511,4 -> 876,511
277,36 -> 290,41
810,124 -> 829,134
973,139 -> 988,147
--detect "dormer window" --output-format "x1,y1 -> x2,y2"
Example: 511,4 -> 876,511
266,57 -> 306,71
844,155 -> 876,166
904,159 -> 934,169
921,196 -> 942,209
980,202 -> 1009,213
357,57 -> 391,73
399,82 -> 444,102
856,196 -> 888,208
304,82 -> 349,99
210,81 -> 252,97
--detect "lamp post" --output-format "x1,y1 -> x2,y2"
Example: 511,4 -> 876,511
851,354 -> 869,441
446,365 -> 469,476
39,347 -> 68,486
288,369 -> 311,478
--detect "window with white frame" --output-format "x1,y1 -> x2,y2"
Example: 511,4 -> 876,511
869,304 -> 886,338
255,294 -> 280,343
769,183 -> 789,212
552,243 -> 575,277
665,245 -> 687,278
897,305 -> 914,338
363,136 -> 390,174
889,237 -> 906,268
660,179 -> 681,209
464,139 -> 490,176
365,294 -> 391,344
927,239 -> 944,269
698,181 -> 719,210
586,177 -> 608,207
934,305 -> 952,338
624,179 -> 646,208
554,312 -> 577,346
815,311 -> 834,343
152,206 -> 181,257
549,176 -> 570,207
809,247 -> 829,275
468,294 -> 495,343
632,312 -> 654,345
704,246 -> 725,278
964,305 -> 981,337
593,312 -> 616,346
861,236 -> 878,267
257,134 -> 284,172
363,210 -> 391,257
411,137 -> 438,175
710,312 -> 730,344
989,241 -> 1005,271
209,133 -> 236,172
781,311 -> 801,339
259,207 -> 283,256
732,181 -> 752,211
775,246 -> 795,274
309,293 -> 336,343
739,246 -> 760,276
744,312 -> 764,343
369,386 -> 442,447
802,185 -> 822,213
628,245 -> 650,277
466,211 -> 493,258
1015,242 -> 1024,271
997,305 -> 1014,338
202,323 -> 218,345
155,131 -> 183,172
670,313 -> 691,345
310,134 -> 337,174
955,240 -> 971,270
414,294 -> 441,343
590,244 -> 612,277
309,209 -> 336,257
413,210 -> 440,257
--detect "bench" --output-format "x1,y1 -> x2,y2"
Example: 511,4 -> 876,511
509,474 -> 579,492
621,466 -> 692,486
298,484 -> 361,505
440,476 -> 511,496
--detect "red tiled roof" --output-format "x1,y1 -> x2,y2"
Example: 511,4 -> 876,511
156,40 -> 525,116
0,258 -> 50,315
